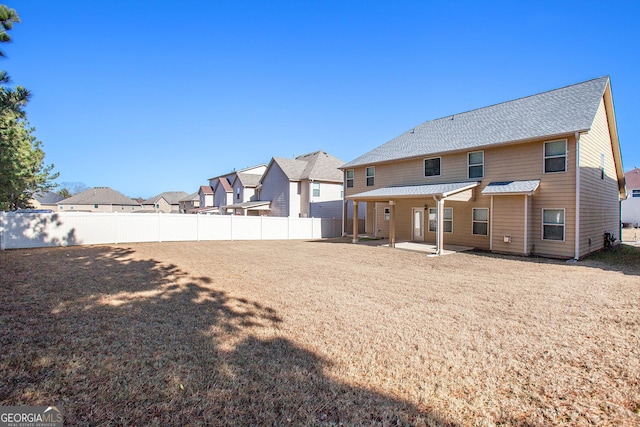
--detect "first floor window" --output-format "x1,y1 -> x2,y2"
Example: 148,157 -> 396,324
428,207 -> 453,233
366,166 -> 375,186
542,209 -> 565,241
346,169 -> 354,188
472,208 -> 489,236
312,182 -> 320,197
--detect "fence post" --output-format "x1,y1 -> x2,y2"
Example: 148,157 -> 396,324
261,215 -> 264,240
230,214 -> 234,241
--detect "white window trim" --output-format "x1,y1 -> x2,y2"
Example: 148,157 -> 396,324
467,150 -> 484,179
543,139 -> 568,174
428,207 -> 453,234
472,207 -> 489,236
366,166 -> 375,187
541,208 -> 566,242
424,157 -> 442,178
346,169 -> 354,188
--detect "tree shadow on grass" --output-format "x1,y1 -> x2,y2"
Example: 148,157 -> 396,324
0,245 -> 455,426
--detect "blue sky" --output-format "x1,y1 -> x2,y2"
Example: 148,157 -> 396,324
5,0 -> 639,198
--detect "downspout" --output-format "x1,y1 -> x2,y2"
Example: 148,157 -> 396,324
489,195 -> 494,252
574,132 -> 581,260
524,195 -> 528,255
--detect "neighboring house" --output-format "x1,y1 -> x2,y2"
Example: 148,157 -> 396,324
622,168 -> 640,227
140,191 -> 189,213
179,191 -> 200,213
198,186 -> 214,208
30,191 -> 64,211
257,151 -> 345,218
225,171 -> 270,215
342,76 -> 625,259
58,187 -> 142,212
208,165 -> 267,214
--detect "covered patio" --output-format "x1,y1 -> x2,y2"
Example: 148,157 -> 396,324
346,181 -> 479,255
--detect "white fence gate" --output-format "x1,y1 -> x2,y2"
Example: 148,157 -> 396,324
0,212 -> 343,250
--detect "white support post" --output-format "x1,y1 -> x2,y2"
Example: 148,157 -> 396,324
352,201 -> 359,243
434,196 -> 444,255
524,195 -> 528,255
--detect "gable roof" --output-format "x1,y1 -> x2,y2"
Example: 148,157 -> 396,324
269,151 -> 344,183
33,191 -> 64,204
59,187 -> 139,205
215,177 -> 232,193
143,191 -> 189,205
179,191 -> 199,202
234,172 -> 263,187
625,168 -> 640,189
207,164 -> 267,181
199,185 -> 213,195
342,77 -> 611,168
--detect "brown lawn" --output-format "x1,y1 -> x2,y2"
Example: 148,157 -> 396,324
1,239 -> 639,426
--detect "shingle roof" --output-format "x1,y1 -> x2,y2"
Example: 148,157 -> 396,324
33,191 -> 64,204
272,151 -> 344,182
346,182 -> 479,200
481,180 -> 541,195
179,192 -> 199,202
143,191 -> 189,205
199,185 -> 213,195
216,177 -> 232,192
59,187 -> 139,205
235,172 -> 262,187
625,168 -> 640,189
342,77 -> 610,168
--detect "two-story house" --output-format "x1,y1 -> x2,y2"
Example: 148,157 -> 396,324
208,165 -> 267,214
141,191 -> 189,213
258,151 -> 345,218
342,77 -> 625,259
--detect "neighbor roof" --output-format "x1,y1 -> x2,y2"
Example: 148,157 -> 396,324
271,151 -> 344,183
199,185 -> 213,195
143,191 -> 189,205
179,192 -> 199,202
625,168 -> 640,189
59,187 -> 139,205
235,172 -> 263,187
33,191 -> 64,204
342,77 -> 610,168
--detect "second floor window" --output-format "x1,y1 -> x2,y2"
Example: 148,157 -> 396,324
236,188 -> 240,200
632,189 -> 640,198
366,166 -> 375,186
544,140 -> 567,173
346,169 -> 354,188
468,151 -> 484,179
312,182 -> 320,197
424,157 -> 441,177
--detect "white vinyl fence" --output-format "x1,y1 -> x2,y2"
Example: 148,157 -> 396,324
0,212 -> 343,250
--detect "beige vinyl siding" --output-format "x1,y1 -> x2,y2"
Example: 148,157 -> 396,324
579,98 -> 621,256
345,135 -> 579,257
491,196 -> 526,254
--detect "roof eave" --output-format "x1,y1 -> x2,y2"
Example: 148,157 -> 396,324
340,130 -> 590,170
